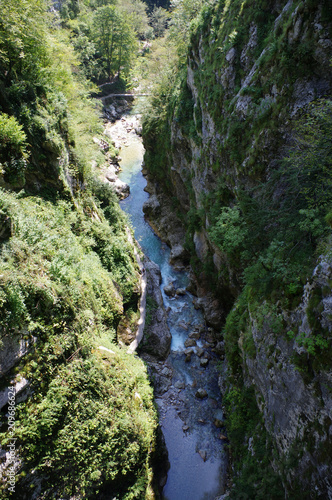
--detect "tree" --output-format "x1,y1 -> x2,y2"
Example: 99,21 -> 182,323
58,0 -> 80,20
119,0 -> 150,39
115,16 -> 137,77
150,6 -> 169,37
92,5 -> 136,80
0,0 -> 49,89
92,5 -> 118,79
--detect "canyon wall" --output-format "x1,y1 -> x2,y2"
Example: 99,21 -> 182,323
143,0 -> 332,496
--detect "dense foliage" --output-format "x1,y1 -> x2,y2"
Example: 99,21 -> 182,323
0,0 -> 159,498
0,173 -> 158,500
57,0 -> 172,84
209,100 -> 332,302
0,0 -> 110,193
0,113 -> 27,186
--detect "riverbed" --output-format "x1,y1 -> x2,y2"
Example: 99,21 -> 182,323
107,109 -> 228,500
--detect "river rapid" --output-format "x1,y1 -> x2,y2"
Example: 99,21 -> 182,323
106,106 -> 228,500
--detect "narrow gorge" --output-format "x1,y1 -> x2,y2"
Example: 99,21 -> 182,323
110,105 -> 228,499
0,0 -> 331,499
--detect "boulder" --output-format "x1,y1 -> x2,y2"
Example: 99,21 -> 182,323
135,124 -> 143,136
198,294 -> 224,330
161,366 -> 172,378
185,353 -> 192,363
139,259 -> 171,360
193,298 -> 203,310
196,347 -> 205,358
169,244 -> 187,264
143,195 -> 161,217
195,388 -> 208,399
214,409 -> 224,428
140,306 -> 171,360
189,330 -> 200,340
184,338 -> 197,348
184,348 -> 194,356
164,283 -> 176,297
200,358 -> 209,368
214,341 -> 225,356
104,166 -> 130,200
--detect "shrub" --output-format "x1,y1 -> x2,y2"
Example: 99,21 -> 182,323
0,113 -> 28,186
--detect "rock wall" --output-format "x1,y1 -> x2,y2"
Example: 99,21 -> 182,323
243,256 -> 332,496
138,258 -> 171,360
0,334 -> 35,410
142,0 -> 332,496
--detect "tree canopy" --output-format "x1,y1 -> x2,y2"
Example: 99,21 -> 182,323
92,5 -> 136,79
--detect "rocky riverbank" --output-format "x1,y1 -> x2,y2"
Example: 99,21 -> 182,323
93,103 -> 144,200
99,99 -> 172,357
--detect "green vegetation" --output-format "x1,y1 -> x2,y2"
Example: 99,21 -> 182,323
0,113 -> 28,186
0,0 -> 160,498
64,1 -> 138,83
14,352 -> 156,499
92,5 -> 136,80
224,386 -> 284,500
1,0 -> 330,495
143,0 -> 332,363
168,0 -> 205,57
0,0 -> 109,191
58,0 -> 172,85
210,98 -> 332,301
220,100 -> 332,378
0,186 -> 158,499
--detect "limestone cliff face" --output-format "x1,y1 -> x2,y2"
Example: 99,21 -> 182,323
144,0 -> 332,298
143,0 -> 332,496
243,256 -> 332,496
175,0 -> 331,208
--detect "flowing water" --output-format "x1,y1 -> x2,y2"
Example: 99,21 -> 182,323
116,110 -> 228,500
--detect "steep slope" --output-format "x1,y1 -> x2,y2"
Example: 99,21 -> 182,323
0,1 -> 158,498
142,0 -> 332,497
